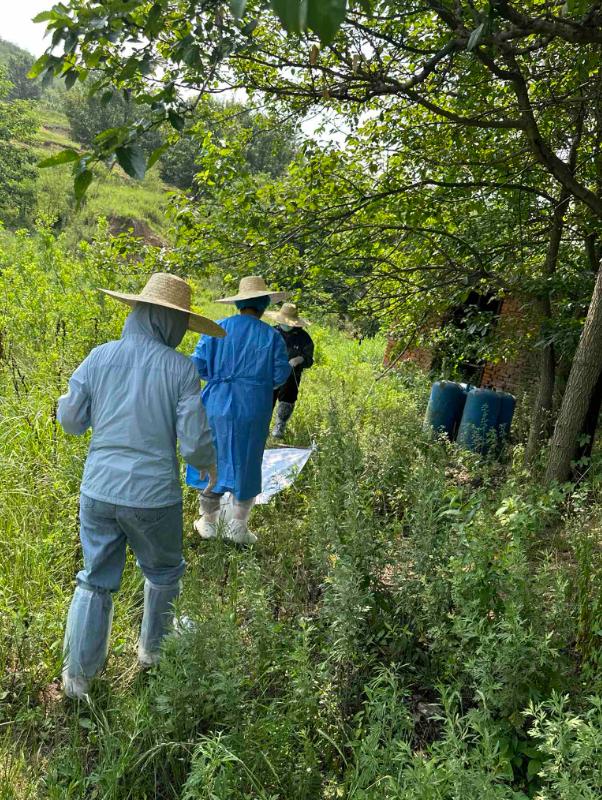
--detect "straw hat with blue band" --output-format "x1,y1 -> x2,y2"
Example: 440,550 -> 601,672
99,272 -> 226,338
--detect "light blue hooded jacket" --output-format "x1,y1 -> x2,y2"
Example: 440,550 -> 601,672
57,303 -> 216,508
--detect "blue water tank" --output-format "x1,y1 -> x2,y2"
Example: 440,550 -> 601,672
424,381 -> 468,440
496,392 -> 516,442
456,388 -> 502,453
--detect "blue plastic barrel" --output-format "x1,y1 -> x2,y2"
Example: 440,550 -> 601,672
424,381 -> 468,440
496,392 -> 516,442
456,388 -> 502,453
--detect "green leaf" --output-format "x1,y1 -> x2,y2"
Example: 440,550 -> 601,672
28,55 -> 49,80
84,49 -> 102,68
74,169 -> 93,203
497,761 -> 515,780
38,149 -> 80,168
147,2 -> 163,36
565,0 -> 589,13
271,0 -> 303,34
182,44 -> 201,66
168,110 -> 186,131
518,743 -> 541,759
307,0 -> 347,45
32,11 -> 56,22
242,18 -> 259,35
64,70 -> 78,90
118,57 -> 141,82
527,759 -> 543,781
94,127 -> 128,151
467,22 -> 485,51
230,0 -> 247,17
115,145 -> 147,180
148,143 -> 169,169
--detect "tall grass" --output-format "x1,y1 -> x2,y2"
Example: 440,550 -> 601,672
0,229 -> 601,798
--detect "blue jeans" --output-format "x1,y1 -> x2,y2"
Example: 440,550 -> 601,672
63,494 -> 185,680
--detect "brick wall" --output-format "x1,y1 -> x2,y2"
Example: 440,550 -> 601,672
386,297 -> 539,396
384,338 -> 433,371
480,354 -> 536,395
399,346 -> 433,371
479,298 -> 538,395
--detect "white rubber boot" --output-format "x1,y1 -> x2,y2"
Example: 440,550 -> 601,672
195,491 -> 223,539
193,517 -> 217,539
225,519 -> 258,545
62,671 -> 90,701
137,644 -> 161,669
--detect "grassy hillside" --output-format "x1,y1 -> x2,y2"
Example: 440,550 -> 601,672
33,109 -> 170,247
32,105 -> 172,245
0,37 -> 172,244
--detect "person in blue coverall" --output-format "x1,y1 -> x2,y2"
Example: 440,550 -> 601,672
186,276 -> 291,545
57,273 -> 225,700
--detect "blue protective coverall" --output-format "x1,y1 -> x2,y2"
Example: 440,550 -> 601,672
57,303 -> 216,686
186,314 -> 291,501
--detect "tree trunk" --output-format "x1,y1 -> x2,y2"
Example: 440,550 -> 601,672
525,318 -> 555,462
525,187 -> 574,462
574,367 -> 602,475
525,106 -> 583,463
545,264 -> 602,483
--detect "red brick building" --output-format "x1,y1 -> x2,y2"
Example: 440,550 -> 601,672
385,297 -> 538,395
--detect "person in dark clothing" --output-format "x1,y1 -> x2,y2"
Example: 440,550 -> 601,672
267,303 -> 314,438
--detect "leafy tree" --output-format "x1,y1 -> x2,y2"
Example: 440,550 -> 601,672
158,134 -> 201,189
63,86 -> 162,155
6,53 -> 42,101
0,68 -> 38,227
159,101 -> 298,189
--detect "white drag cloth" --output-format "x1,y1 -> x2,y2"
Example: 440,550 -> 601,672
218,446 -> 313,511
256,446 -> 314,504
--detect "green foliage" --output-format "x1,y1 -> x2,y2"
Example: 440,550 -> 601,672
6,52 -> 42,101
0,229 -> 601,797
62,84 -> 162,155
159,100 -> 298,191
528,694 -> 602,799
0,67 -> 39,227
29,0 -> 344,197
0,37 -> 31,66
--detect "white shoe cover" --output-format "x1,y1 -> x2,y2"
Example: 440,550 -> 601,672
173,615 -> 197,634
194,517 -> 217,539
138,644 -> 161,669
225,520 -> 258,545
62,672 -> 90,700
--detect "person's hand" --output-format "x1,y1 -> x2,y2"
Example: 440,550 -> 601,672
289,356 -> 304,367
200,464 -> 217,490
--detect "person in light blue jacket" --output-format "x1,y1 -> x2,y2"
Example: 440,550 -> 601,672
186,276 -> 291,544
57,273 -> 225,700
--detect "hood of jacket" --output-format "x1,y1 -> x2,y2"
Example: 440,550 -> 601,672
122,302 -> 189,349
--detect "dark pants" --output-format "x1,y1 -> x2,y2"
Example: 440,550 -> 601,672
274,369 -> 302,407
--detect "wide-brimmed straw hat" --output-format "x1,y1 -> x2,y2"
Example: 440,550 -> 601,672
99,272 -> 226,337
216,275 -> 288,305
265,303 -> 310,328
